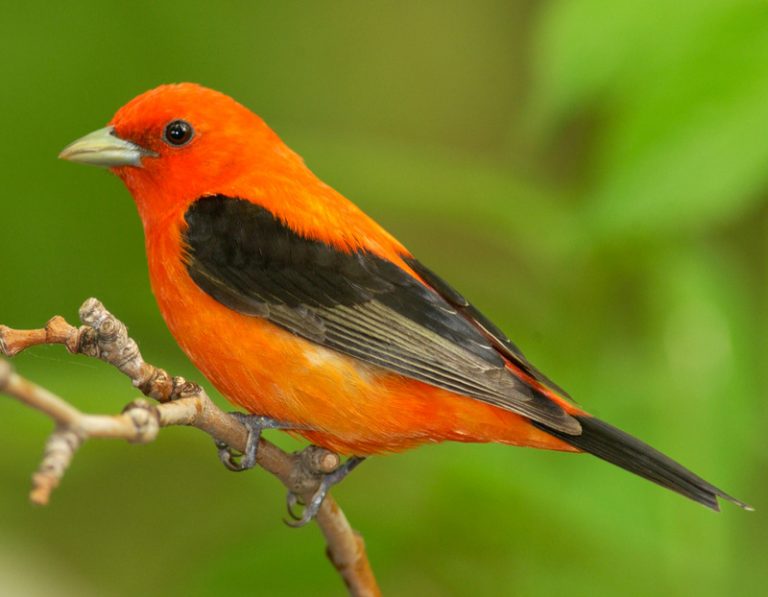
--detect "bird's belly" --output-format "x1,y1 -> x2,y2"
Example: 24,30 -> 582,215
148,241 -> 574,455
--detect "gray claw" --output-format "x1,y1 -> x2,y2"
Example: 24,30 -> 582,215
286,491 -> 303,521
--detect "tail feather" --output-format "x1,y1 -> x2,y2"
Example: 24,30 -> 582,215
535,415 -> 752,512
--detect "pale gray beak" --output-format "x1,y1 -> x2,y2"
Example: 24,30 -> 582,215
59,126 -> 155,168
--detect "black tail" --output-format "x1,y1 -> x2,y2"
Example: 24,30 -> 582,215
535,415 -> 752,512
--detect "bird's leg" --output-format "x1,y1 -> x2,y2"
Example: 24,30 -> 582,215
286,456 -> 366,527
216,412 -> 301,472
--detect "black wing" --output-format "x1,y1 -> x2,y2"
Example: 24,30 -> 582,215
181,195 -> 580,434
403,258 -> 574,399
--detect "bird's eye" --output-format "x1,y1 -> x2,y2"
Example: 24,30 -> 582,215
163,120 -> 194,146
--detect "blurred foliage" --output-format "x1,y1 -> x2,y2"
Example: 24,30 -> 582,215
533,0 -> 768,238
0,1 -> 765,596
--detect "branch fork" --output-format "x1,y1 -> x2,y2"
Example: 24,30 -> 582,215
0,299 -> 379,597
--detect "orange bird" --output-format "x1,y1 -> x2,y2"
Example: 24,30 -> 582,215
60,83 -> 749,521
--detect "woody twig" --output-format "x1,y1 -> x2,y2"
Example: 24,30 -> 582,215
0,299 -> 379,597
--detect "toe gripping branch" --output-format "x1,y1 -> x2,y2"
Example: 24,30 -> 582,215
216,412 -> 297,472
215,412 -> 366,526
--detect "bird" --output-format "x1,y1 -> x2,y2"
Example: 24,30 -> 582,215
59,83 -> 750,522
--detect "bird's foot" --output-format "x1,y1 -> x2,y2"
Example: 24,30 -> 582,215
285,456 -> 366,527
216,412 -> 299,472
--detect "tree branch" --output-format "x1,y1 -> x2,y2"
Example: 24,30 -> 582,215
0,299 -> 380,597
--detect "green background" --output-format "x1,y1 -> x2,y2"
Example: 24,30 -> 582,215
1,1 -> 765,595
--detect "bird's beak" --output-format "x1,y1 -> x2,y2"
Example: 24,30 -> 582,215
59,126 -> 156,168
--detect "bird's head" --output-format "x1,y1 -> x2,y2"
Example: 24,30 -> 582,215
60,83 -> 296,224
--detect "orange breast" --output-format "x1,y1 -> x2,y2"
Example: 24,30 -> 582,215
145,220 -> 576,456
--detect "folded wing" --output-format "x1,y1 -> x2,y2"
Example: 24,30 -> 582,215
182,195 -> 580,434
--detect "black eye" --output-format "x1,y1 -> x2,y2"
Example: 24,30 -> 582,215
163,120 -> 194,146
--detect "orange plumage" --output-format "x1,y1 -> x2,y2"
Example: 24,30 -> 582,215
59,83 -> 748,511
